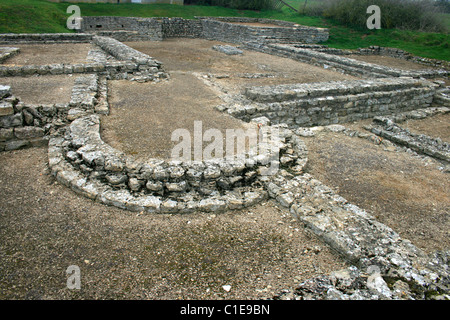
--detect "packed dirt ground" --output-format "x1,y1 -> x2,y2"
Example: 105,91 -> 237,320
125,39 -> 357,94
303,115 -> 450,254
0,74 -> 74,105
1,43 -> 91,66
101,73 -> 251,160
402,113 -> 450,141
348,54 -> 439,71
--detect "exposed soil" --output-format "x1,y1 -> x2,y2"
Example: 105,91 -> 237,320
103,39 -> 357,160
101,72 -> 252,161
348,54 -> 438,71
1,43 -> 92,66
303,121 -> 450,254
125,39 -> 357,94
402,113 -> 450,142
0,75 -> 74,105
0,147 -> 348,300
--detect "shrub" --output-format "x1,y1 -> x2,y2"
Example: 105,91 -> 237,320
436,0 -> 450,13
184,0 -> 276,10
308,0 -> 447,32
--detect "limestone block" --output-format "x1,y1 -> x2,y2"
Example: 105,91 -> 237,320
0,85 -> 11,99
0,128 -> 13,141
13,126 -> 44,140
0,113 -> 22,128
0,101 -> 14,116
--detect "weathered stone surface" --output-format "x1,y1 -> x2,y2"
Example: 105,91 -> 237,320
100,189 -> 131,210
198,198 -> 226,212
128,177 -> 143,191
0,85 -> 11,99
22,109 -> 34,125
145,180 -> 164,192
13,126 -> 44,140
0,128 -> 13,141
369,116 -> 450,163
0,113 -> 22,128
106,173 -> 128,185
212,45 -> 243,55
0,101 -> 14,116
5,139 -> 29,151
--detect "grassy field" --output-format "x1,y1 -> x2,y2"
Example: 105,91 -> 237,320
0,0 -> 448,61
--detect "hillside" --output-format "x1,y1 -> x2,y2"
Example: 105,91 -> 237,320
0,0 -> 448,61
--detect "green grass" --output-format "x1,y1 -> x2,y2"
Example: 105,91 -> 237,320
321,20 -> 450,61
0,0 -> 69,33
0,0 -> 449,61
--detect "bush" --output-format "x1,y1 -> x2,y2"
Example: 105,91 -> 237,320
184,0 -> 276,10
436,0 -> 450,13
308,0 -> 447,32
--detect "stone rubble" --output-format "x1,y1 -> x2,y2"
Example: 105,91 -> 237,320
0,85 -> 69,151
368,116 -> 450,164
268,172 -> 450,300
212,45 -> 243,56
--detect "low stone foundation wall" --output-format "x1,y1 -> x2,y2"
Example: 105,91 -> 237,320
224,78 -> 436,128
0,61 -> 105,77
433,87 -> 450,108
291,45 -> 450,70
80,16 -> 162,41
369,116 -> 450,163
96,36 -> 167,81
47,114 -> 308,213
253,43 -> 448,79
269,172 -> 450,300
0,33 -> 93,44
0,47 -> 20,63
79,16 -> 329,45
200,18 -> 328,45
92,35 -> 156,65
0,34 -> 168,82
162,17 -> 203,39
0,73 -> 109,152
0,85 -> 68,151
358,46 -> 450,70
